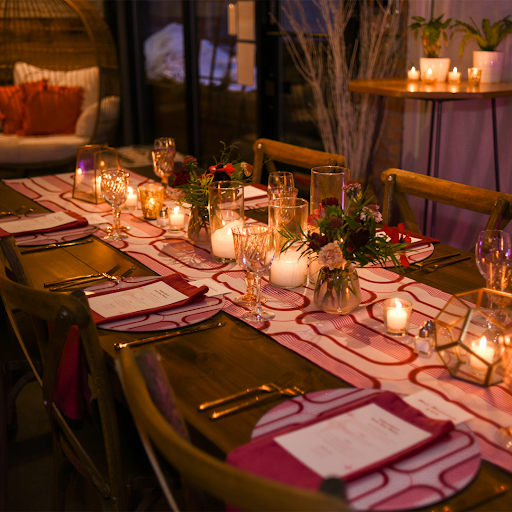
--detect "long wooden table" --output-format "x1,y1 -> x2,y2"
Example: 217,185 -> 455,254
2,178 -> 512,511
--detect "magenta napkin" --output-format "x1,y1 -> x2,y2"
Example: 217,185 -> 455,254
227,391 -> 454,486
87,274 -> 209,326
0,211 -> 88,238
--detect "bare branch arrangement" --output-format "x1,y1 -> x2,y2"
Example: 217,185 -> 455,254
277,0 -> 403,179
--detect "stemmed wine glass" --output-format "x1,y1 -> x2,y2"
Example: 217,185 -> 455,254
232,226 -> 266,306
238,226 -> 276,322
152,137 -> 176,198
101,168 -> 129,241
267,171 -> 294,201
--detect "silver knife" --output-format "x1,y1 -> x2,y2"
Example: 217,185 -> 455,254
20,239 -> 93,254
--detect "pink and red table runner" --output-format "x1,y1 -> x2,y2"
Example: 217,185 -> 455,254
5,171 -> 512,476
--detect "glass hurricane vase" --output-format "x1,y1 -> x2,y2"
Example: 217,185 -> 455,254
187,206 -> 210,244
313,266 -> 362,315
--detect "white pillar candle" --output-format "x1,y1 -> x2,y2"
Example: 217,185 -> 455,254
469,336 -> 496,372
448,67 -> 461,84
407,66 -> 420,81
211,219 -> 244,260
124,187 -> 137,207
386,301 -> 408,332
270,248 -> 308,288
170,205 -> 186,230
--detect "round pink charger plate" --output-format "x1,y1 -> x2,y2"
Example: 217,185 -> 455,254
251,388 -> 480,511
85,276 -> 224,332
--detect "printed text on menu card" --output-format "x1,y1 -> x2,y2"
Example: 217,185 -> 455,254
88,282 -> 188,318
275,403 -> 431,478
1,212 -> 76,233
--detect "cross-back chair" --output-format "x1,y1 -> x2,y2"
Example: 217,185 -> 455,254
381,168 -> 512,235
0,268 -> 171,511
252,138 -> 346,186
117,347 -> 351,512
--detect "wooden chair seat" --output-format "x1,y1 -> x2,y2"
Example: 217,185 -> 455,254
381,168 -> 512,238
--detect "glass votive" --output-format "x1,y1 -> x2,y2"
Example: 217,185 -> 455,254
407,66 -> 420,81
447,67 -> 461,85
382,298 -> 413,337
139,183 -> 165,220
169,204 -> 187,231
268,197 -> 309,289
421,67 -> 437,84
209,181 -> 245,262
468,68 -> 482,86
121,185 -> 138,212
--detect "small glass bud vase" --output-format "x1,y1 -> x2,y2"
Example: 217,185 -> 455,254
313,266 -> 362,315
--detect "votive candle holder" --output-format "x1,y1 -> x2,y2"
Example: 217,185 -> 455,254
139,183 -> 165,220
382,298 -> 412,336
468,68 -> 482,86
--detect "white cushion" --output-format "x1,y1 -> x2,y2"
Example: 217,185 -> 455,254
75,95 -> 120,139
0,134 -> 89,164
13,62 -> 100,112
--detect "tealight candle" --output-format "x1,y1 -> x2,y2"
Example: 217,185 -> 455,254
469,336 -> 496,373
382,298 -> 412,336
270,247 -> 308,288
210,219 -> 244,260
407,66 -> 420,81
122,186 -> 137,211
468,67 -> 482,86
422,67 -> 437,84
448,66 -> 461,84
169,205 -> 186,231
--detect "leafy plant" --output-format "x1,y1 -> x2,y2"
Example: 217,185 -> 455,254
409,15 -> 452,58
451,16 -> 512,56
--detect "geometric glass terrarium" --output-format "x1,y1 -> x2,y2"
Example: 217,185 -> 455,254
72,145 -> 120,204
434,288 -> 511,387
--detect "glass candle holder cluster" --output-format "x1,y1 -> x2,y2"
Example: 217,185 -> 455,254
434,288 -> 509,386
268,197 -> 309,289
138,183 -> 165,220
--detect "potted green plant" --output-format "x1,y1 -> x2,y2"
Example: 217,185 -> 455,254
409,14 -> 452,82
452,16 -> 512,83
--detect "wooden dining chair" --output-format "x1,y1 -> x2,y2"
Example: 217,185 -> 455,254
0,270 -> 174,511
117,347 -> 351,512
381,168 -> 512,235
252,138 -> 346,186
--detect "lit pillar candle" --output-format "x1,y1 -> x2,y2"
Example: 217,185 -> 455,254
124,186 -> 137,207
169,205 -> 186,231
448,67 -> 461,84
210,219 -> 244,260
387,301 -> 407,331
469,336 -> 496,372
407,66 -> 420,81
270,247 -> 308,288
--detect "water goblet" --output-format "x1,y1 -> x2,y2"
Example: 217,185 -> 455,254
268,171 -> 294,200
101,168 -> 129,241
232,225 -> 266,306
239,226 -> 276,322
152,137 -> 176,198
476,230 -> 512,279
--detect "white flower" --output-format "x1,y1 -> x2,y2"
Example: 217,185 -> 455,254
318,241 -> 347,270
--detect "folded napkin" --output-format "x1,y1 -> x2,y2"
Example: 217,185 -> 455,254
0,211 -> 88,238
87,274 -> 208,326
406,231 -> 439,248
227,391 -> 454,487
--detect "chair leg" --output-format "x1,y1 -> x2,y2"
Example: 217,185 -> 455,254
52,434 -> 72,511
0,368 -> 8,512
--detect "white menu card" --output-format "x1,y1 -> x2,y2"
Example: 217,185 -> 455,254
275,403 -> 431,478
88,282 -> 188,318
244,185 -> 266,199
0,212 -> 76,233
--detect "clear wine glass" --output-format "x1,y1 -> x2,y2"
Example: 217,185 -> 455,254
101,168 -> 129,241
239,226 -> 276,322
152,137 -> 176,198
475,230 -> 512,279
268,171 -> 294,201
232,226 -> 266,306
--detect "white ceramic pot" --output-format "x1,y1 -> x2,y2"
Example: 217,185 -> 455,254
473,51 -> 504,83
420,57 -> 451,83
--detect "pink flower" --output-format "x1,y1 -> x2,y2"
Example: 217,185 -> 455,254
308,207 -> 326,227
343,181 -> 362,199
318,242 -> 347,270
360,203 -> 382,223
241,162 -> 253,177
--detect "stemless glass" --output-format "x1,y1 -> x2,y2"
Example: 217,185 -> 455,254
239,226 -> 276,322
101,168 -> 129,241
310,166 -> 350,213
232,225 -> 266,306
476,230 -> 512,279
268,171 -> 294,200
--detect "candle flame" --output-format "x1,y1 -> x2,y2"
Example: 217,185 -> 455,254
480,336 -> 487,350
173,206 -> 180,215
427,68 -> 432,75
396,301 -> 402,312
453,67 -> 457,73
127,186 -> 133,194
411,66 -> 416,72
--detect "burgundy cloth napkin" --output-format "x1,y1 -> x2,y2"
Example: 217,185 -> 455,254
227,391 -> 454,488
87,274 -> 208,326
0,211 -> 88,238
405,230 -> 440,248
53,274 -> 207,420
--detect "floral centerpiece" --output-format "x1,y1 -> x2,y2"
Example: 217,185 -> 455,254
168,142 -> 253,242
280,182 -> 411,314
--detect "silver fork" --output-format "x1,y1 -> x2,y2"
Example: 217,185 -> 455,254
417,256 -> 471,275
45,264 -> 121,288
49,265 -> 132,291
407,253 -> 461,271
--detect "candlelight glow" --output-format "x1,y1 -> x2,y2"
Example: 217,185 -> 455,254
480,336 -> 488,350
453,67 -> 457,73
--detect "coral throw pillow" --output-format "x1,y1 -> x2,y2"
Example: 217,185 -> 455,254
0,84 -> 26,134
21,81 -> 84,136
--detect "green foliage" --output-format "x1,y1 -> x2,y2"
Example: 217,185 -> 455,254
409,15 -> 452,58
451,16 -> 512,56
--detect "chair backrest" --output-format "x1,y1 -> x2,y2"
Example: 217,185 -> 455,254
381,168 -> 512,235
252,138 -> 346,185
117,347 -> 350,512
0,272 -> 128,510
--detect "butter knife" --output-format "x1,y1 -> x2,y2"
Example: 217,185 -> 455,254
20,238 -> 93,254
113,321 -> 225,350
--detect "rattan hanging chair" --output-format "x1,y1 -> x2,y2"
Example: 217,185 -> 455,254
0,0 -> 120,175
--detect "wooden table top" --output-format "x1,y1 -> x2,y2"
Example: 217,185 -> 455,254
349,78 -> 512,100
1,178 -> 511,511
